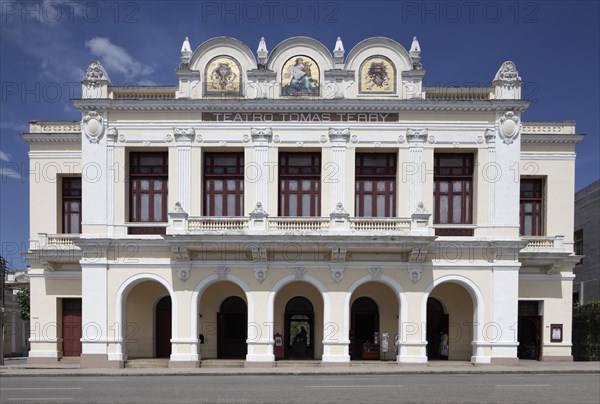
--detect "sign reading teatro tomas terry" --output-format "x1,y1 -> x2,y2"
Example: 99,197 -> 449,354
202,112 -> 398,122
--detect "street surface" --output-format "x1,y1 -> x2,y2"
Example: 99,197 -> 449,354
1,373 -> 599,403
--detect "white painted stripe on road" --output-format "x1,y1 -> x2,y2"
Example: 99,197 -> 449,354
305,385 -> 403,388
496,384 -> 550,387
1,388 -> 81,390
7,399 -> 73,401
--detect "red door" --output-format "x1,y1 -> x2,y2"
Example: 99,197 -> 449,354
62,298 -> 82,357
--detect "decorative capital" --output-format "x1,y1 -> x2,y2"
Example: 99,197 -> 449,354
292,266 -> 307,280
369,267 -> 383,280
407,267 -> 423,284
328,127 -> 350,143
82,111 -> 104,144
82,60 -> 111,87
251,127 -> 273,144
215,266 -> 229,280
107,127 -> 118,141
174,127 -> 195,142
498,111 -> 521,145
485,128 -> 497,143
406,128 -> 428,143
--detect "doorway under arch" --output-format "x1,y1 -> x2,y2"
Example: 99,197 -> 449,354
285,296 -> 314,359
217,296 -> 248,359
426,297 -> 448,360
155,296 -> 172,358
350,297 -> 379,360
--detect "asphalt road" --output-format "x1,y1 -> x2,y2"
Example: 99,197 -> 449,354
1,373 -> 599,403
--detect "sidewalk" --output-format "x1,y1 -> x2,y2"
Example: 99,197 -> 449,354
1,358 -> 599,377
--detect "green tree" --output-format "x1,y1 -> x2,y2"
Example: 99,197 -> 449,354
16,284 -> 30,321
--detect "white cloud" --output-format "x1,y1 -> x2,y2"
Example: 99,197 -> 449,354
85,37 -> 154,81
0,150 -> 11,162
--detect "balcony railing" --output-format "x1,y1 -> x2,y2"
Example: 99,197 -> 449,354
521,235 -> 565,252
37,233 -> 80,248
349,217 -> 411,232
169,207 -> 431,236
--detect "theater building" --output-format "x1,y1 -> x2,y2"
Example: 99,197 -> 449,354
23,36 -> 583,368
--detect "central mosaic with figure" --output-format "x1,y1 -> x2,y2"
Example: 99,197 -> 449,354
281,55 -> 320,96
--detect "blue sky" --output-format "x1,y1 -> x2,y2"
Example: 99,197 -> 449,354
1,0 -> 599,269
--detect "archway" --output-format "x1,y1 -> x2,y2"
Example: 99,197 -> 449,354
426,297 -> 448,360
285,296 -> 314,359
350,297 -> 379,360
198,281 -> 248,359
123,280 -> 172,359
426,282 -> 475,361
155,296 -> 172,358
217,296 -> 248,359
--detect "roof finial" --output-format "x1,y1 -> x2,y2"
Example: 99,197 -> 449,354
333,36 -> 345,66
180,37 -> 192,67
257,37 -> 268,67
410,36 -> 422,69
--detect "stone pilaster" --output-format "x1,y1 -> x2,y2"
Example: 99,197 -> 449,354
251,128 -> 273,211
328,128 -> 350,212
407,128 -> 428,213
174,128 -> 194,212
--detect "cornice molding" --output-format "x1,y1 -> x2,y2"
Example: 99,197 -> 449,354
72,99 -> 531,113
521,134 -> 584,144
21,133 -> 80,143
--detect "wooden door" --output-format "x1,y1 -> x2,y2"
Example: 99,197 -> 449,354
62,298 -> 82,357
217,296 -> 247,359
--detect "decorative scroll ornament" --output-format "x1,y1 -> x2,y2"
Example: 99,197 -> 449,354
498,111 -> 521,145
172,201 -> 186,213
177,267 -> 190,282
249,202 -> 268,218
253,265 -> 268,283
82,60 -> 109,87
82,111 -> 104,144
414,202 -> 429,214
165,134 -> 174,142
369,267 -> 383,280
407,267 -> 423,284
493,61 -> 521,88
331,266 -> 345,283
397,135 -> 405,144
215,266 -> 229,280
292,267 -> 307,280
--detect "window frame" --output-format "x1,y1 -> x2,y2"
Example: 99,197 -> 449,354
129,152 -> 168,234
519,178 -> 544,236
355,153 -> 397,217
62,176 -> 82,234
203,152 -> 245,217
433,153 -> 474,225
279,152 -> 321,217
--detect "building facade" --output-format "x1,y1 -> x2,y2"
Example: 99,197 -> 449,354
573,180 -> 600,305
23,36 -> 582,368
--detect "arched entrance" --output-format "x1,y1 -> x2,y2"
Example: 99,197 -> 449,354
155,296 -> 172,358
217,296 -> 248,359
122,279 -> 172,359
350,297 -> 379,360
285,297 -> 314,359
426,297 -> 448,360
426,282 -> 475,361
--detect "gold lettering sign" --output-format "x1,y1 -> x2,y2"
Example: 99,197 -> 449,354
205,56 -> 242,96
359,55 -> 396,94
281,55 -> 320,96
